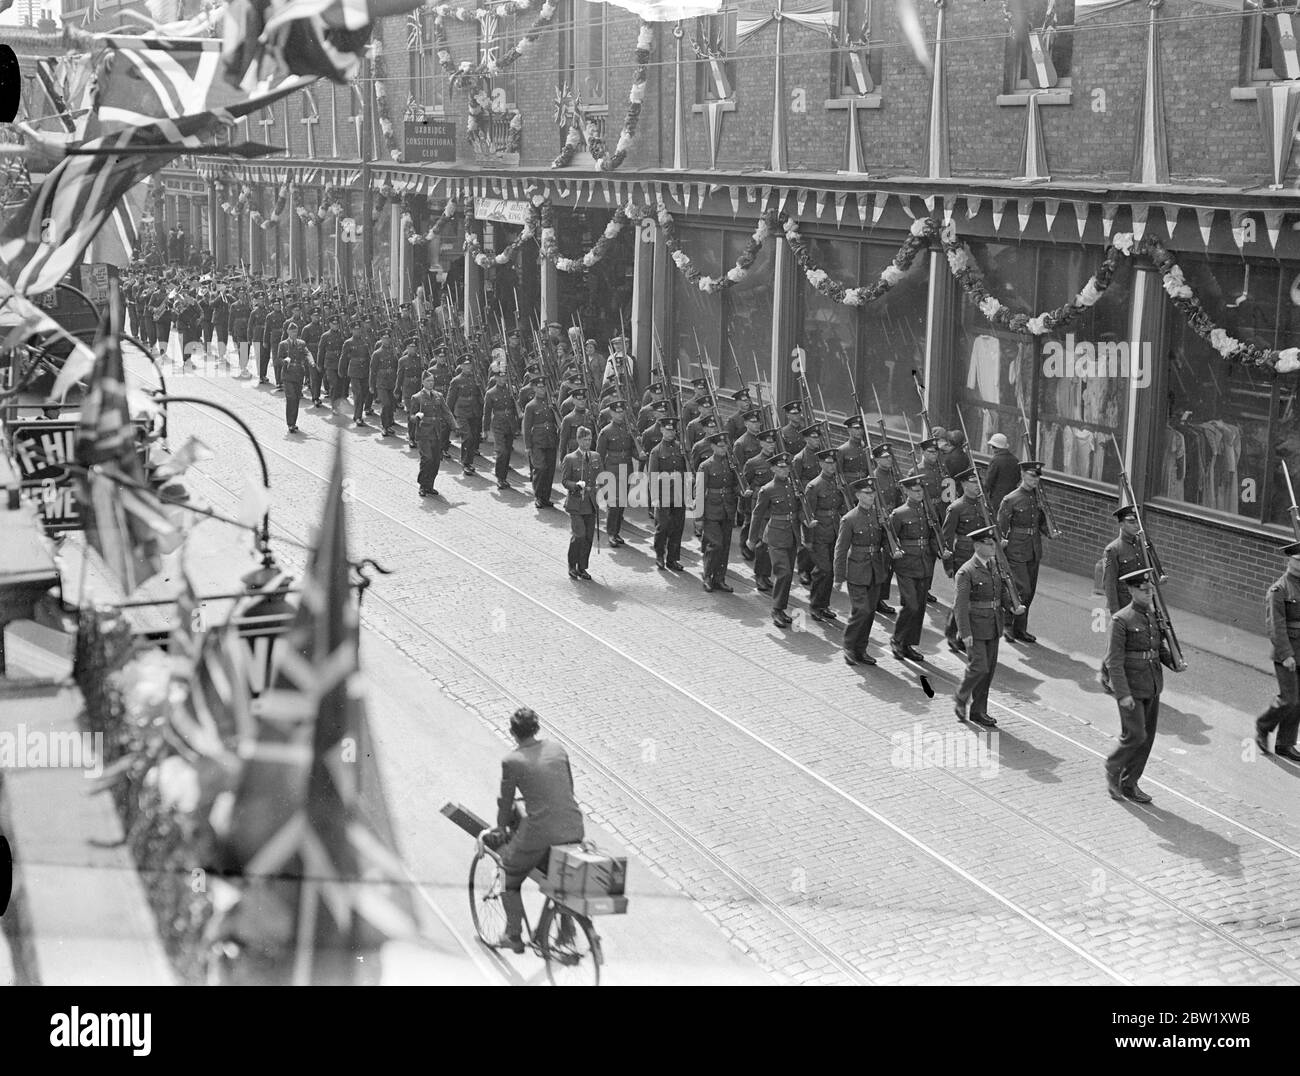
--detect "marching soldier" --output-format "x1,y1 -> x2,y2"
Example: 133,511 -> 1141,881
647,417 -> 688,571
640,402 -> 670,454
697,434 -> 740,593
953,526 -> 1024,729
301,307 -> 325,405
517,363 -> 541,416
996,461 -> 1058,644
834,478 -> 890,666
889,474 -> 937,662
778,402 -> 805,456
1104,567 -> 1179,802
264,295 -> 286,389
396,340 -> 424,444
343,325 -> 371,427
681,377 -> 708,429
411,371 -> 456,498
561,426 -> 602,580
637,383 -> 668,432
917,437 -> 946,603
370,330 -> 400,437
175,287 -> 202,364
941,468 -> 985,654
447,358 -> 485,475
523,378 -> 559,509
230,288 -> 252,376
749,453 -> 802,629
211,284 -> 230,364
150,283 -> 172,361
276,322 -> 315,433
684,393 -> 717,449
725,388 -> 754,443
802,449 -> 843,623
872,444 -> 900,617
597,400 -> 643,546
248,292 -> 269,383
1101,505 -> 1150,614
558,388 -> 595,454
741,431 -> 778,582
1259,541 -> 1300,761
791,424 -> 824,585
482,367 -> 518,491
689,415 -> 722,471
197,285 -> 213,358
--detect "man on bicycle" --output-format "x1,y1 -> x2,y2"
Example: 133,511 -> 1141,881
493,707 -> 585,953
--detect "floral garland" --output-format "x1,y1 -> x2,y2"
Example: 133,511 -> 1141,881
463,213 -> 536,267
785,214 -> 936,306
433,0 -> 555,89
553,22 -> 653,172
535,196 -> 648,272
944,229 -> 1123,336
372,44 -> 400,162
409,195 -> 463,244
372,179 -> 395,223
552,109 -> 583,168
465,88 -> 523,157
657,197 -> 774,294
317,185 -> 343,220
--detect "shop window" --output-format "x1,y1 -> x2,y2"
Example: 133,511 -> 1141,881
951,241 -> 1133,487
1157,255 -> 1300,528
567,0 -> 608,109
722,228 -> 774,394
551,207 -> 634,343
1248,0 -> 1300,82
791,232 -> 928,445
412,9 -> 444,112
834,0 -> 882,98
695,2 -> 737,103
1006,0 -> 1073,91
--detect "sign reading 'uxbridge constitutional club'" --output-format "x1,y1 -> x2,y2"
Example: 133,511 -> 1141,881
8,421 -> 145,533
403,119 -> 457,162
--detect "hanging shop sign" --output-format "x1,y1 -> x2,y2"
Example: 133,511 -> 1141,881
403,119 -> 457,163
473,197 -> 531,226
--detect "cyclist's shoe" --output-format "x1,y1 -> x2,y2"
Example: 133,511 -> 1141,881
502,934 -> 526,954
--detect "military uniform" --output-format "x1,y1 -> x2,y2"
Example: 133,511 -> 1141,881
448,368 -> 484,470
1104,599 -> 1173,794
319,324 -> 346,409
561,446 -> 602,575
834,500 -> 890,663
596,416 -> 641,543
411,386 -> 455,495
647,431 -> 688,568
559,405 -> 596,455
370,341 -> 400,433
230,294 -> 252,373
247,299 -> 268,380
778,419 -> 805,457
1102,533 -> 1145,615
996,483 -> 1051,638
953,553 -> 1018,723
888,495 -> 936,654
263,304 -> 286,384
277,336 -> 313,429
523,396 -> 560,508
301,316 -> 325,403
697,450 -> 739,590
1262,568 -> 1300,754
742,450 -> 777,587
941,492 -> 985,647
803,470 -> 843,618
482,379 -> 518,488
211,290 -> 230,358
343,334 -> 371,424
749,469 -> 802,623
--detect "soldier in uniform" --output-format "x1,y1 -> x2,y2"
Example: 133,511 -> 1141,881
996,461 -> 1057,644
791,424 -> 825,586
482,367 -> 518,491
888,474 -> 938,662
316,315 -> 345,415
517,363 -> 541,417
1104,567 -> 1180,802
697,434 -> 740,593
647,417 -> 688,571
637,383 -> 668,432
778,402 -> 805,456
558,388 -> 596,455
211,284 -> 231,364
639,402 -> 670,454
749,453 -> 802,629
941,468 -> 986,653
680,378 -> 708,429
248,292 -> 269,382
394,340 -> 423,443
1259,541 -> 1300,761
150,283 -> 172,361
803,449 -> 844,623
688,415 -> 722,471
724,388 -> 754,443
411,371 -> 456,498
197,285 -> 213,358
447,359 -> 484,474
229,288 -> 252,377
834,478 -> 890,666
263,296 -> 286,389
684,393 -> 717,449
596,400 -> 642,546
522,378 -> 559,509
301,307 -> 325,405
276,322 -> 315,432
742,431 -> 778,584
917,437 -> 946,603
871,443 -> 900,617
1101,505 -> 1150,614
175,287 -> 202,364
343,325 -> 371,427
561,426 -> 602,580
370,330 -> 400,437
953,527 -> 1024,729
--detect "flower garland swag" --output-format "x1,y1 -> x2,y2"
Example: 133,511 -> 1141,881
784,214 -> 937,306
409,194 -> 463,244
535,196 -> 649,273
656,197 -> 775,294
553,22 -> 654,171
433,1 -> 554,88
371,44 -> 401,161
463,210 -> 537,267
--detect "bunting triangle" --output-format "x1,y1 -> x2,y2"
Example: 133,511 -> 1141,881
1131,204 -> 1149,242
991,198 -> 1007,232
796,189 -> 808,216
923,196 -> 936,212
900,198 -> 917,220
814,191 -> 826,219
1266,209 -> 1285,249
730,186 -> 739,215
1102,203 -> 1117,239
834,191 -> 847,225
856,194 -> 868,225
697,181 -> 708,208
746,185 -> 757,203
1043,198 -> 1059,232
587,180 -> 596,203
943,194 -> 956,225
966,196 -> 983,220
1017,198 -> 1033,233
760,185 -> 772,213
1072,201 -> 1089,240
872,191 -> 888,225
603,181 -> 612,203
1162,206 -> 1178,240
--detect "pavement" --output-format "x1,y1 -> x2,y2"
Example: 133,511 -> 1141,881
21,346 -> 1300,985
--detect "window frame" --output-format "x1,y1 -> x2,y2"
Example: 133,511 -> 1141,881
832,0 -> 883,100
694,3 -> 738,105
568,0 -> 609,112
1005,0 -> 1075,93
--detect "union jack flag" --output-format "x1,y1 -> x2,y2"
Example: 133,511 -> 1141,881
72,327 -> 175,595
219,434 -> 417,983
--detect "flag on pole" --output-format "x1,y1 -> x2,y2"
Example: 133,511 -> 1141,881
219,434 -> 417,983
73,328 -> 175,594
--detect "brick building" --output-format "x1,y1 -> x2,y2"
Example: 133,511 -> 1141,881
35,1 -> 1300,628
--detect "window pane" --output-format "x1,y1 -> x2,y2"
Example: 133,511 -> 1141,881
859,239 -> 929,444
574,0 -> 606,106
671,226 -> 722,383
722,228 -> 774,393
797,236 -> 856,417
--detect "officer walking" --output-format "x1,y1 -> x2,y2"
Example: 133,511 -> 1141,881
888,474 -> 937,662
561,426 -> 602,580
276,322 -> 315,433
370,330 -> 400,437
749,453 -> 802,629
343,325 -> 371,427
953,526 -> 1024,729
411,371 -> 455,498
834,477 -> 889,666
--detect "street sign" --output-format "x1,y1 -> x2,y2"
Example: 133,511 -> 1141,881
403,119 -> 457,163
473,197 -> 531,226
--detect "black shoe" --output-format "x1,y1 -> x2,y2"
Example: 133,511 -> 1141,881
954,700 -> 968,722
667,561 -> 684,571
1004,630 -> 1017,643
947,639 -> 967,655
656,556 -> 666,569
569,567 -> 580,579
969,712 -> 998,729
577,569 -> 592,580
501,934 -> 526,955
465,465 -> 477,475
1014,630 -> 1037,644
1256,729 -> 1271,754
384,428 -> 397,437
274,387 -> 284,394
419,488 -> 431,498
926,592 -> 940,605
715,582 -> 734,593
740,543 -> 755,562
1276,745 -> 1300,762
259,377 -> 271,385
356,420 -> 368,428
876,602 -> 897,616
428,488 -> 440,498
756,579 -> 773,593
462,466 -> 472,476
609,535 -> 625,547
891,643 -> 907,662
810,608 -> 832,623
798,572 -> 812,587
859,652 -> 876,665
820,608 -> 839,620
904,646 -> 925,662
497,482 -> 510,491
287,425 -> 298,433
1107,776 -> 1125,801
1123,784 -> 1152,804
843,650 -> 860,666
703,581 -> 716,593
773,611 -> 793,629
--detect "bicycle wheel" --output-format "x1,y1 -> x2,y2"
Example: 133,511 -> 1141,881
539,902 -> 601,987
468,849 -> 509,948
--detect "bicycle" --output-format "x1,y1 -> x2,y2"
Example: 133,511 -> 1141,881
468,829 -> 604,987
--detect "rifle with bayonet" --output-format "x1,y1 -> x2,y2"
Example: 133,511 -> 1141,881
911,369 -> 931,437
652,326 -> 681,421
1283,460 -> 1300,543
1015,393 -> 1063,539
693,328 -> 748,495
1108,434 -> 1185,672
955,407 -> 1022,607
845,361 -> 904,561
902,408 -> 952,561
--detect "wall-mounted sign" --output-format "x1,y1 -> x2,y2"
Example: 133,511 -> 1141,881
473,198 -> 531,226
404,119 -> 457,163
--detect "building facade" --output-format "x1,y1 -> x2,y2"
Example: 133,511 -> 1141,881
24,0 -> 1300,628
